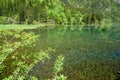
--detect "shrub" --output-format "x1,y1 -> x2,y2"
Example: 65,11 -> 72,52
6,17 -> 16,24
100,19 -> 112,30
0,30 -> 51,79
52,55 -> 67,80
0,16 -> 7,24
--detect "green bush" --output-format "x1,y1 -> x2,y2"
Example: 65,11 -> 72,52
0,30 -> 51,79
0,30 -> 66,80
100,19 -> 112,30
0,16 -> 7,24
52,55 -> 67,80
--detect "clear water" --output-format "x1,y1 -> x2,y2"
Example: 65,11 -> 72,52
29,26 -> 120,80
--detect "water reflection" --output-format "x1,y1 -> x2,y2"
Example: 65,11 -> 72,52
30,26 -> 120,80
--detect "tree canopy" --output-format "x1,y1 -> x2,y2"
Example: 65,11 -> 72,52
0,0 -> 119,24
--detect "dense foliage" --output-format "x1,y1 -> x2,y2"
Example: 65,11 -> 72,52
0,30 -> 44,79
0,0 -> 83,25
0,30 -> 66,80
0,0 -> 119,26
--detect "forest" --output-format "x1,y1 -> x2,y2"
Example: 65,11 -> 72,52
0,0 -> 119,25
0,0 -> 120,80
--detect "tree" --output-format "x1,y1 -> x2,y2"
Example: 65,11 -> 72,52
0,30 -> 51,79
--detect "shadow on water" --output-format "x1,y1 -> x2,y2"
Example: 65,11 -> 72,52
29,25 -> 120,80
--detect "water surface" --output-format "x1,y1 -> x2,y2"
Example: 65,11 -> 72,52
29,26 -> 120,80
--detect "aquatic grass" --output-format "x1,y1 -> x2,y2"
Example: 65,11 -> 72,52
28,26 -> 120,80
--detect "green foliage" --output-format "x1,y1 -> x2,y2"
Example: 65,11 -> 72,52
54,55 -> 64,73
53,55 -> 67,80
0,0 -> 84,25
0,16 -> 7,24
56,74 -> 67,80
0,0 -> 119,28
0,30 -> 51,79
45,0 -> 66,24
0,0 -> 119,25
0,29 -> 66,80
100,19 -> 112,30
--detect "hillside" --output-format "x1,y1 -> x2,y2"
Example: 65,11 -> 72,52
63,0 -> 120,23
0,0 -> 119,25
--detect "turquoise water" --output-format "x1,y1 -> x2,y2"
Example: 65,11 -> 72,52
29,26 -> 120,80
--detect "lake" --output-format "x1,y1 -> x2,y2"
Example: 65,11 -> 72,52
28,25 -> 120,80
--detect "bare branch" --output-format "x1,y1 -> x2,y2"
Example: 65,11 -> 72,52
8,36 -> 15,44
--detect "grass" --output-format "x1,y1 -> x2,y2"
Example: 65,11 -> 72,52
0,24 -> 40,30
0,23 -> 54,30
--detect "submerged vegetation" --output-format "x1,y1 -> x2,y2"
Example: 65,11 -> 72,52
29,26 -> 120,80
